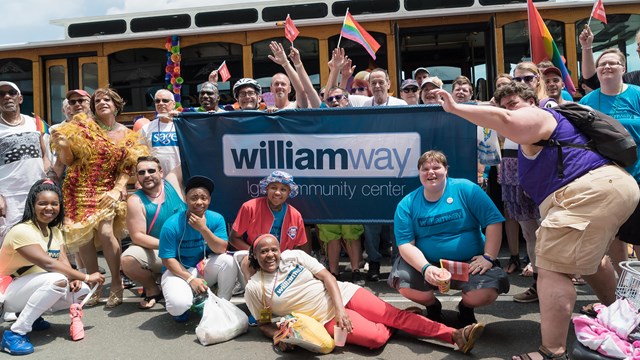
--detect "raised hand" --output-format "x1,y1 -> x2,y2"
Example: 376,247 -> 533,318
268,41 -> 289,66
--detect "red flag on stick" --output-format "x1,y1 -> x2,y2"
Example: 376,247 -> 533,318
590,0 -> 607,24
284,14 -> 299,44
440,259 -> 470,282
218,61 -> 231,82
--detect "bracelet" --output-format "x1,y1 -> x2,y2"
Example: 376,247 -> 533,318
482,254 -> 496,267
582,47 -> 592,50
421,263 -> 431,276
84,274 -> 90,282
186,275 -> 196,284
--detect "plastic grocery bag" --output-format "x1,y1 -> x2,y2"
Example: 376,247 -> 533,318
273,312 -> 335,354
478,127 -> 502,166
195,289 -> 248,345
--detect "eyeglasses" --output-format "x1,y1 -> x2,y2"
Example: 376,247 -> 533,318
200,91 -> 216,96
0,89 -> 19,97
326,94 -> 347,102
68,98 -> 87,105
154,98 -> 172,104
513,75 -> 537,83
137,168 -> 158,176
350,87 -> 367,94
402,87 -> 419,93
238,91 -> 257,98
597,61 -> 623,68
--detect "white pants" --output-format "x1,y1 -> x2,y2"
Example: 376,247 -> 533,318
4,272 -> 90,335
161,253 -> 237,316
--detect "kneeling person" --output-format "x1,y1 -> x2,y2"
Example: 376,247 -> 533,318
121,156 -> 186,309
159,176 -> 237,322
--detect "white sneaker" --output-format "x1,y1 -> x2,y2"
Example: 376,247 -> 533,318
4,312 -> 17,322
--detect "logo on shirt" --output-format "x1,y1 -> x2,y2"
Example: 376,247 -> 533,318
151,132 -> 178,147
274,264 -> 304,296
418,209 -> 464,227
287,226 -> 298,240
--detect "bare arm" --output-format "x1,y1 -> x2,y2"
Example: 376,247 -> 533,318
40,135 -> 51,172
165,165 -> 184,202
268,41 -> 308,109
17,244 -> 104,284
398,242 -> 442,287
339,58 -> 355,89
433,89 -> 556,145
314,268 -> 352,332
188,212 -> 227,254
324,48 -> 346,101
126,195 -> 159,249
290,47 -> 322,108
162,257 -> 208,294
229,229 -> 250,251
579,25 -> 597,81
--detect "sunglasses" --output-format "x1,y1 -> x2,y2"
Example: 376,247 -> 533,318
68,98 -> 87,105
350,87 -> 367,94
402,87 -> 419,93
0,89 -> 19,97
513,75 -> 537,83
200,90 -> 216,96
326,94 -> 347,102
137,168 -> 158,176
154,98 -> 172,104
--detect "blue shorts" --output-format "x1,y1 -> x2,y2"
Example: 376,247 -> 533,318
387,255 -> 510,294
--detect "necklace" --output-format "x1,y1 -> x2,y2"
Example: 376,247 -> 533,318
146,184 -> 164,199
259,269 -> 279,324
96,119 -> 115,131
0,113 -> 23,127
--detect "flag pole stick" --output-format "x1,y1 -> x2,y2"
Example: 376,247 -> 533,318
336,8 -> 349,49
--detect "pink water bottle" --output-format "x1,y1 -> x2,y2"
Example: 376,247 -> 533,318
69,303 -> 84,341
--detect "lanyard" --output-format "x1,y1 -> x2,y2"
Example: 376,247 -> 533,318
260,269 -> 279,310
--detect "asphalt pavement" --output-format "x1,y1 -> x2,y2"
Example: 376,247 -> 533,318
0,248 -> 601,360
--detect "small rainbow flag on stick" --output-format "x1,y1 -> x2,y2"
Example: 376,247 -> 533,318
33,114 -> 49,135
338,9 -> 381,60
527,0 -> 576,95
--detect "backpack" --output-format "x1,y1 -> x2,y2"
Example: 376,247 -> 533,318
534,103 -> 638,178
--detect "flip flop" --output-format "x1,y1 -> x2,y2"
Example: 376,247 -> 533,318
513,345 -> 569,359
571,276 -> 586,286
520,263 -> 534,277
459,322 -> 485,354
138,293 -> 163,310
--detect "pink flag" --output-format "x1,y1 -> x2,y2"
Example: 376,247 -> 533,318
284,14 -> 299,44
218,61 -> 231,82
591,0 -> 607,24
440,259 -> 470,282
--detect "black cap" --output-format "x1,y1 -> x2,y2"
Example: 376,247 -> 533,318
185,175 -> 214,195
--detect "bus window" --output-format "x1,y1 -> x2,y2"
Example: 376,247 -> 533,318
79,58 -> 98,95
181,42 -> 243,107
502,19 -> 565,72
46,60 -> 67,125
108,48 -> 167,113
252,37 -> 320,95
0,58 -> 33,117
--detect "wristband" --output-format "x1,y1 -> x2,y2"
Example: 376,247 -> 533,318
582,46 -> 592,50
186,275 -> 196,284
421,263 -> 431,276
482,254 -> 496,267
84,274 -> 90,282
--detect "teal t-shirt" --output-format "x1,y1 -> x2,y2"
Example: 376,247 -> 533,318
394,178 -> 504,263
270,203 -> 287,242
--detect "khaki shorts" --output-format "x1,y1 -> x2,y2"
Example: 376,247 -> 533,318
317,224 -> 364,244
536,165 -> 639,275
121,245 -> 163,275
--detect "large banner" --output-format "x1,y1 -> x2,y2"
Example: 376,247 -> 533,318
174,106 -> 477,223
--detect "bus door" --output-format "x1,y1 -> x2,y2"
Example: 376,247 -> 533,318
397,22 -> 495,101
45,56 -> 100,125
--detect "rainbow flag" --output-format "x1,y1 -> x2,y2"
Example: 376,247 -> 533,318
33,114 -> 49,135
340,11 -> 381,60
527,0 -> 576,95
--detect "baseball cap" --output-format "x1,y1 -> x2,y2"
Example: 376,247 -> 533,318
542,66 -> 562,77
0,81 -> 21,95
420,76 -> 443,89
185,175 -> 215,195
413,67 -> 430,78
65,89 -> 90,99
400,79 -> 419,90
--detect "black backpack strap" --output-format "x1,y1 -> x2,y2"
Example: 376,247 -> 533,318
534,139 -> 566,178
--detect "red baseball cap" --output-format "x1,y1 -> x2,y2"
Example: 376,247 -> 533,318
65,89 -> 90,99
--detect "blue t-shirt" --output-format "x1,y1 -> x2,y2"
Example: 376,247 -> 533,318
579,84 -> 640,181
394,178 -> 504,263
270,203 -> 287,241
158,210 -> 228,269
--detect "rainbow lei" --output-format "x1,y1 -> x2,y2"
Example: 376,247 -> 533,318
164,36 -> 183,111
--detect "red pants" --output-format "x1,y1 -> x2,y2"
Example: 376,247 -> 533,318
324,288 -> 455,349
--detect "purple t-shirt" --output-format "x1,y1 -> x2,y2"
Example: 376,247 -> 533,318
518,108 -> 610,205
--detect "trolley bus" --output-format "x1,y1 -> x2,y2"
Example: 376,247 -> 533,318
0,0 -> 637,125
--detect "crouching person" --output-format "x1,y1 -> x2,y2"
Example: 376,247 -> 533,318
159,176 -> 237,322
0,180 -> 104,355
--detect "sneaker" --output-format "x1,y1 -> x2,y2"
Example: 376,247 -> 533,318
367,262 -> 380,282
1,330 -> 34,355
173,311 -> 190,323
32,317 -> 51,331
248,314 -> 258,327
3,312 -> 17,322
351,270 -> 366,286
121,272 -> 135,289
513,287 -> 538,303
232,281 -> 244,296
